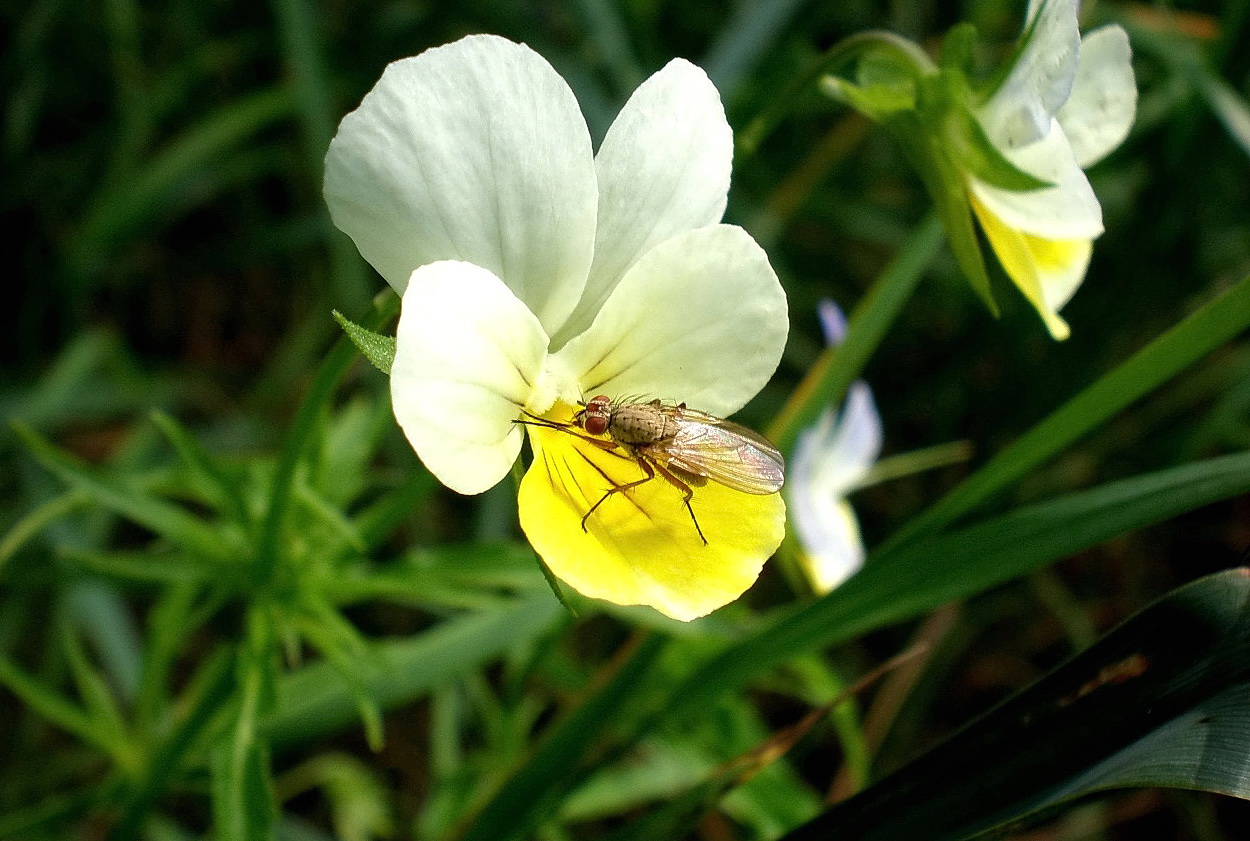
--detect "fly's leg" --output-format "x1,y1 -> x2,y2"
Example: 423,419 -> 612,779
581,456 -> 658,531
650,460 -> 707,545
581,455 -> 708,546
518,413 -> 707,544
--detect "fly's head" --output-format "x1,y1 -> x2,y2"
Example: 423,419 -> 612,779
576,394 -> 613,436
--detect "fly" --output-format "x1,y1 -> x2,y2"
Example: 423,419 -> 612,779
519,395 -> 784,544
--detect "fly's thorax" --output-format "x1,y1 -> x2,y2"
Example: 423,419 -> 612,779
608,403 -> 675,446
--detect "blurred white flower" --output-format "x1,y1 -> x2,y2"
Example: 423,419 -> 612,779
787,302 -> 882,594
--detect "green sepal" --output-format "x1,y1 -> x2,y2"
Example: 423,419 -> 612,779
818,31 -> 932,122
876,106 -> 999,316
333,311 -> 396,375
939,22 -> 979,73
820,75 -> 914,122
919,71 -> 1052,191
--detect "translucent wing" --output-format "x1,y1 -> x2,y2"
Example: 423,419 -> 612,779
656,408 -> 785,494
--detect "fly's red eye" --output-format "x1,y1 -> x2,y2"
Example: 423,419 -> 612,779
584,415 -> 609,436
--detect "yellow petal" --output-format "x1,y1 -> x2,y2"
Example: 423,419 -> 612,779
518,403 -> 786,621
969,192 -> 1093,341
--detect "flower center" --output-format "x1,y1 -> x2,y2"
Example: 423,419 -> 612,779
523,356 -> 581,416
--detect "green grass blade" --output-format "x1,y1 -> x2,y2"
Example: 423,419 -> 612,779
1194,68 -> 1250,158
150,410 -> 251,527
702,0 -> 812,99
0,490 -> 88,571
457,634 -> 667,841
13,423 -> 237,563
0,653 -> 126,760
270,0 -> 370,310
768,213 -> 944,454
267,593 -> 564,746
663,448 -> 1250,726
255,295 -> 398,583
570,0 -> 642,93
212,648 -> 277,841
885,272 -> 1250,549
71,87 -> 296,275
109,650 -> 237,841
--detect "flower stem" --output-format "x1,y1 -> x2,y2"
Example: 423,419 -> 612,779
767,212 -> 944,455
737,30 -> 935,156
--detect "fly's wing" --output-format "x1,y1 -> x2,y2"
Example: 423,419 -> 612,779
659,412 -> 785,494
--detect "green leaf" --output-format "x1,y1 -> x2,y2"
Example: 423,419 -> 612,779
881,118 -> 999,313
267,593 -> 564,746
332,311 -> 395,375
664,449 -> 1250,721
0,652 -> 126,760
938,22 -> 978,73
150,410 -> 251,527
886,272 -> 1250,548
13,422 -> 238,563
457,635 -> 667,841
774,569 -> 1250,841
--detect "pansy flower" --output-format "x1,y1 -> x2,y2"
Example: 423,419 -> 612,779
786,302 -> 882,594
967,0 -> 1137,339
324,35 -> 789,621
821,0 -> 1136,339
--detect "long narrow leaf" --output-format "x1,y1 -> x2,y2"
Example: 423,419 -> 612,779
0,654 -> 124,759
267,593 -> 563,746
458,634 -> 667,841
14,423 -> 236,563
885,272 -> 1250,548
776,568 -> 1250,841
667,450 -> 1250,719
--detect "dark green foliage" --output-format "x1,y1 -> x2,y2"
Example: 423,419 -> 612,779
3,0 -> 1249,839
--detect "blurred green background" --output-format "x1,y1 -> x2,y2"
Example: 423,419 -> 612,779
3,0 -> 1249,838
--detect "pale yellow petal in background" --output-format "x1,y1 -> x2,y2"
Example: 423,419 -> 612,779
518,404 -> 785,621
970,193 -> 1092,341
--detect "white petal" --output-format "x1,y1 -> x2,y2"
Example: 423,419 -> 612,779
1058,26 -> 1137,167
978,0 -> 1081,150
550,59 -> 733,347
969,194 -> 1093,340
390,261 -> 551,495
968,120 -> 1102,239
789,382 -> 880,508
552,225 -> 788,417
794,497 -> 867,595
819,383 -> 883,489
324,35 -> 597,334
